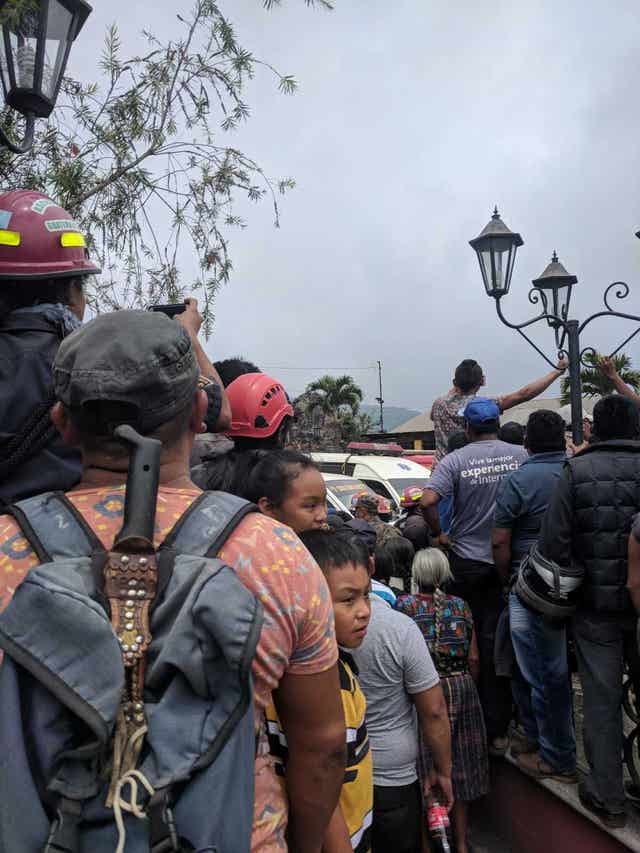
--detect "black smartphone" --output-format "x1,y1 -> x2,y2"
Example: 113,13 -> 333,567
147,303 -> 187,318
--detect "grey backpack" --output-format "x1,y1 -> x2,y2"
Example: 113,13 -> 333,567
0,427 -> 263,853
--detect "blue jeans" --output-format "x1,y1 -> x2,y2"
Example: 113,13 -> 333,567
509,591 -> 576,772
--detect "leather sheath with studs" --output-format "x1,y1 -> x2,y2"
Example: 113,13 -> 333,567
105,424 -> 162,737
105,548 -> 158,729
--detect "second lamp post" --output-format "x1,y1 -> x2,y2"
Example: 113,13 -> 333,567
469,208 -> 640,444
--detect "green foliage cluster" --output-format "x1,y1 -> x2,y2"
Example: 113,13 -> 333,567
0,0 -> 40,31
337,409 -> 374,444
304,374 -> 372,443
0,0 -> 332,326
306,374 -> 363,415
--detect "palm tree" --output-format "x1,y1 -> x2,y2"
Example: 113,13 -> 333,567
560,352 -> 640,404
338,410 -> 374,443
306,375 -> 364,417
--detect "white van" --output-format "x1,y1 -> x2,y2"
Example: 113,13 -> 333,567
322,473 -> 379,517
313,453 -> 429,512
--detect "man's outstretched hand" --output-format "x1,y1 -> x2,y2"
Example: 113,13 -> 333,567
597,355 -> 618,380
174,297 -> 233,432
176,297 -> 203,339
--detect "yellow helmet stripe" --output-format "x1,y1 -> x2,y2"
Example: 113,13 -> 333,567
0,229 -> 20,246
60,232 -> 86,248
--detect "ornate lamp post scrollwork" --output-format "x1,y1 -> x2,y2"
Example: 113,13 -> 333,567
470,208 -> 640,444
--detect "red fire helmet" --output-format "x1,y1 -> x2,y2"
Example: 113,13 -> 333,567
226,373 -> 294,439
400,485 -> 425,508
0,190 -> 101,280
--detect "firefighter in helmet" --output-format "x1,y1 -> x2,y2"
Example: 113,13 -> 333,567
398,485 -> 430,550
0,190 -> 101,501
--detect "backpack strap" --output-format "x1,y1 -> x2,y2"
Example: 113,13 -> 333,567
8,491 -> 103,562
43,797 -> 82,853
148,787 -> 180,853
153,491 -> 257,617
161,490 -> 257,558
148,492 -> 258,851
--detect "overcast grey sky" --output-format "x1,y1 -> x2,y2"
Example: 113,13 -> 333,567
69,0 -> 640,410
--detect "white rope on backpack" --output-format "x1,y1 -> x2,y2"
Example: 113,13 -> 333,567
107,716 -> 149,807
112,768 -> 155,853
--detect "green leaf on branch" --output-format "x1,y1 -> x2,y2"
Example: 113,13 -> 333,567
278,75 -> 298,95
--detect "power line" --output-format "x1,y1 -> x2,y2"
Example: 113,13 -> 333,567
260,365 -> 377,371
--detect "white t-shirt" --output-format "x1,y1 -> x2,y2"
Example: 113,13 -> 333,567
351,596 -> 439,786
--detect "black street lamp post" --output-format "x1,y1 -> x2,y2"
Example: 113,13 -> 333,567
470,208 -> 640,445
0,0 -> 92,153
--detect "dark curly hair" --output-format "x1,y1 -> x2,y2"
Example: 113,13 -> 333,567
454,359 -> 483,393
593,395 -> 640,441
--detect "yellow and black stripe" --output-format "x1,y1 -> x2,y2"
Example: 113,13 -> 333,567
265,651 -> 373,852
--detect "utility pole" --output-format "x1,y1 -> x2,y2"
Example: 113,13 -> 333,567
375,360 -> 385,433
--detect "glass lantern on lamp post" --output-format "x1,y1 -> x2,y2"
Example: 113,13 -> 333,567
469,208 -> 640,444
469,206 -> 523,298
532,251 -> 578,348
0,0 -> 92,154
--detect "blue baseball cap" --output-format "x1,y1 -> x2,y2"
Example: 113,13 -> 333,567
463,397 -> 500,425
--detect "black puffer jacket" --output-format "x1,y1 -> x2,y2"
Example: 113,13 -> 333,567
538,440 -> 640,614
0,313 -> 81,502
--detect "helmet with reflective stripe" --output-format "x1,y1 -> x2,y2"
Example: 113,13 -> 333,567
400,485 -> 424,508
225,372 -> 294,439
0,190 -> 101,280
515,544 -> 584,621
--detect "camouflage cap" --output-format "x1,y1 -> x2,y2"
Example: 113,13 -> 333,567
53,309 -> 199,433
354,493 -> 380,516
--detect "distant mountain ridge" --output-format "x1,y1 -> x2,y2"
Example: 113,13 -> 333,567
360,404 -> 420,431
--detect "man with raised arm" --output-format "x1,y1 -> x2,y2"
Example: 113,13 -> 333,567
598,356 -> 640,406
431,357 -> 567,463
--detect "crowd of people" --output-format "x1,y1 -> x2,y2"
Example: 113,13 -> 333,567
426,357 -> 640,832
1,188 -> 640,852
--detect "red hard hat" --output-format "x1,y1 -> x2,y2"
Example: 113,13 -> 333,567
0,190 -> 101,280
226,373 -> 294,439
400,485 -> 424,508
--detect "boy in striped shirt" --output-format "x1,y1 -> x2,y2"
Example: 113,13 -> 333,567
267,531 -> 373,852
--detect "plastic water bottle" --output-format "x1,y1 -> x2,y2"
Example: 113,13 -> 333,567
426,800 -> 451,853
